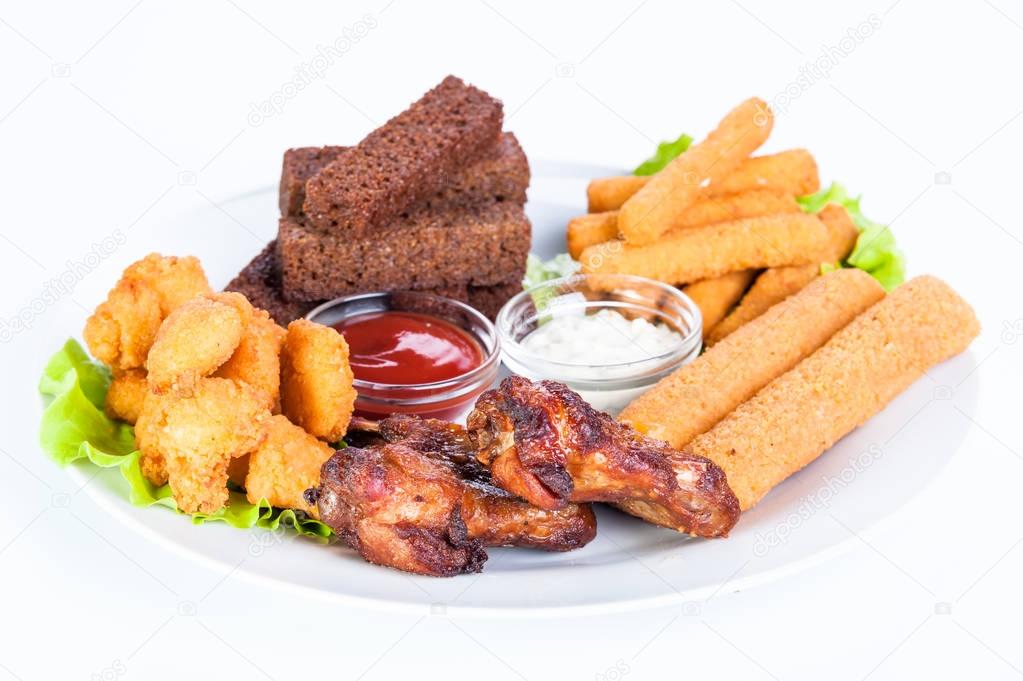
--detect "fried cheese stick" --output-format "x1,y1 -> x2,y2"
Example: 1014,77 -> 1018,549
567,211 -> 618,261
707,266 -> 819,344
580,212 -> 830,285
618,98 -> 773,245
686,275 -> 979,510
682,270 -> 758,339
567,190 -> 800,260
618,269 -> 884,449
586,149 -> 819,213
706,204 -> 861,344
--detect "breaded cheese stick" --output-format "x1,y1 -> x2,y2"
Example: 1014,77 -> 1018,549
712,148 -> 819,197
618,98 -> 773,245
579,212 -> 830,285
587,149 -> 819,213
567,211 -> 619,261
707,266 -> 819,344
618,269 -> 884,448
567,190 -> 801,260
587,176 -> 649,213
687,275 -> 979,510
706,204 -> 861,344
682,270 -> 758,339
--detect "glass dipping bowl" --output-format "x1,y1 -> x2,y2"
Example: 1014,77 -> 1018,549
496,273 -> 703,415
307,291 -> 501,421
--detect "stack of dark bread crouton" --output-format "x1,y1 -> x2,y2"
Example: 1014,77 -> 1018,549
226,76 -> 531,324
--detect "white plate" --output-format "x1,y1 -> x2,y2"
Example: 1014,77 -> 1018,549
63,161 -> 979,617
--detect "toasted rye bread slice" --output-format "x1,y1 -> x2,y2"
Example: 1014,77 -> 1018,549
302,75 -> 504,234
277,196 -> 530,303
225,241 -> 522,324
279,133 -> 529,219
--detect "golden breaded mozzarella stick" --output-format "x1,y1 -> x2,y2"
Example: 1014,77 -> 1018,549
682,270 -> 758,339
567,211 -> 618,261
567,190 -> 801,260
712,148 -> 819,197
618,269 -> 884,448
687,275 -> 979,510
706,204 -> 861,344
579,213 -> 830,285
619,98 -> 773,245
586,149 -> 820,213
707,266 -> 819,344
587,176 -> 648,213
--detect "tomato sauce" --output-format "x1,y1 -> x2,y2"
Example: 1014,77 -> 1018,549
334,311 -> 484,385
333,310 -> 489,420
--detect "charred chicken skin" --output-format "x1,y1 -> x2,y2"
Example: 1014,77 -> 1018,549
313,415 -> 597,576
467,377 -> 740,537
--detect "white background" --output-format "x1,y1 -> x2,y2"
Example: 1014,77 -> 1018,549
2,1 -> 1022,679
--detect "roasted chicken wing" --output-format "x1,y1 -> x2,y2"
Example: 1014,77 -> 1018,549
467,377 -> 740,537
313,415 -> 597,576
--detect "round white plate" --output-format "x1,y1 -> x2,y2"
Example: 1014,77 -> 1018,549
64,161 -> 979,616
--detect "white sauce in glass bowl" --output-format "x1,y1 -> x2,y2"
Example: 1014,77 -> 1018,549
521,309 -> 683,372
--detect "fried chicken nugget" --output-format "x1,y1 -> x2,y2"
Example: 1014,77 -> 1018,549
104,368 -> 149,424
134,377 -> 270,513
84,279 -> 163,371
207,291 -> 254,327
245,415 -> 334,516
279,320 -> 356,442
83,254 -> 211,371
214,307 -> 286,410
135,391 -> 169,486
122,253 -> 211,315
146,296 -> 243,394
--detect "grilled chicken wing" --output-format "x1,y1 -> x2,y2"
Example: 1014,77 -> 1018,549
312,415 -> 597,576
467,376 -> 740,537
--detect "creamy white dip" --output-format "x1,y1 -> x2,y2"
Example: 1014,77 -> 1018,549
521,309 -> 683,368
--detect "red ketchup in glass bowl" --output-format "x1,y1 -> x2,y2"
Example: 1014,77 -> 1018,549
307,292 -> 501,421
335,312 -> 484,386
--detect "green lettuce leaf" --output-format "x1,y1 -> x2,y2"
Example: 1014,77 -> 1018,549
633,133 -> 693,176
798,182 -> 906,291
523,252 -> 580,290
523,253 -> 581,315
39,340 -> 333,540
